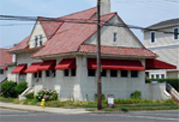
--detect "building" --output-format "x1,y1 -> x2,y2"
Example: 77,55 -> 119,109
7,0 -> 171,101
144,18 -> 179,78
0,48 -> 13,82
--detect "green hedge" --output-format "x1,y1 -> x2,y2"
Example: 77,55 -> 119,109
146,78 -> 179,92
15,82 -> 28,94
1,81 -> 28,98
1,81 -> 17,98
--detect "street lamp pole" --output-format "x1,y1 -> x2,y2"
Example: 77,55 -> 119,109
97,0 -> 102,110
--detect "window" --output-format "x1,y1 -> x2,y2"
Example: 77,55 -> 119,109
51,70 -> 56,77
64,69 -> 76,77
101,69 -> 107,77
0,69 -> 4,74
151,74 -> 155,79
161,74 -> 165,79
156,74 -> 160,79
113,33 -> 117,42
34,72 -> 42,79
46,70 -> 50,77
131,71 -> 138,78
34,73 -> 38,78
39,35 -> 43,46
71,69 -> 76,77
174,28 -> 178,40
151,32 -> 155,43
64,69 -> 69,77
121,70 -> 128,77
88,69 -> 96,77
35,36 -> 38,46
39,72 -> 42,78
110,70 -> 117,77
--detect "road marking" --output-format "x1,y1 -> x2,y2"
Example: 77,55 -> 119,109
91,114 -> 179,121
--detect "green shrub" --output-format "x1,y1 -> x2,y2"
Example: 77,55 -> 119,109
24,92 -> 34,99
36,89 -> 58,101
1,81 -> 17,98
146,78 -> 179,92
130,90 -> 142,99
15,82 -> 28,95
95,93 -> 106,101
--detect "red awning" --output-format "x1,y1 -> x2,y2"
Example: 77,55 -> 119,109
25,62 -> 42,73
4,66 -> 8,71
146,59 -> 177,69
12,64 -> 27,74
88,59 -> 145,71
55,58 -> 76,70
38,60 -> 56,71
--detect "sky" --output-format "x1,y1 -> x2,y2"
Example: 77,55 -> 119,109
0,0 -> 178,48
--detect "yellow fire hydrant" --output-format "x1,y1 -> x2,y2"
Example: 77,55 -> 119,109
40,99 -> 45,109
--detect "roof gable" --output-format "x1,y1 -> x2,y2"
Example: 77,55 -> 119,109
32,13 -> 116,57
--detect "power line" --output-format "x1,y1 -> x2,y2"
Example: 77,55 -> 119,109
1,15 -> 178,34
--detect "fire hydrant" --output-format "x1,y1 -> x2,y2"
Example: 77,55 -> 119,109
40,99 -> 45,109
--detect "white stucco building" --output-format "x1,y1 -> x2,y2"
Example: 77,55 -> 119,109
144,18 -> 179,78
6,1 -> 172,101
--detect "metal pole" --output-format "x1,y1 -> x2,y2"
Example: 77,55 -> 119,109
97,0 -> 102,110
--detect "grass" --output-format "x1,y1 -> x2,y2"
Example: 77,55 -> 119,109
0,97 -> 178,112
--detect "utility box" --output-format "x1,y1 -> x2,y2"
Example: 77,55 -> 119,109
108,94 -> 114,107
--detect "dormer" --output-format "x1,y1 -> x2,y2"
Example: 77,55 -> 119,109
28,21 -> 48,48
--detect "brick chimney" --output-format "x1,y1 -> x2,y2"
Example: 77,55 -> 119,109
101,0 -> 111,15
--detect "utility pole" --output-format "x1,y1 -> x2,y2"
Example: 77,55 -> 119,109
97,0 -> 102,110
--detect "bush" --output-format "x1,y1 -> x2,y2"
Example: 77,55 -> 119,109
24,92 -> 34,99
130,90 -> 142,99
1,81 -> 17,98
146,78 -> 179,92
95,93 -> 106,101
36,89 -> 58,101
15,82 -> 28,95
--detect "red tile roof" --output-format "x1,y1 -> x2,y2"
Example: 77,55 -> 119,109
9,36 -> 30,52
9,7 -> 156,59
0,49 -> 13,67
79,44 -> 157,58
32,12 -> 116,57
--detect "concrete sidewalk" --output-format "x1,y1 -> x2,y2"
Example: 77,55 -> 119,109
0,102 -> 91,114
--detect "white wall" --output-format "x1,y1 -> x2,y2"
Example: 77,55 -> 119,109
31,56 -> 168,101
85,15 -> 143,48
0,68 -> 7,82
28,21 -> 47,48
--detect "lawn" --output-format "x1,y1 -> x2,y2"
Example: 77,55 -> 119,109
0,97 -> 178,112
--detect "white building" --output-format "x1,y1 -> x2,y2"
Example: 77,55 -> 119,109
7,1 -> 172,101
144,18 -> 179,78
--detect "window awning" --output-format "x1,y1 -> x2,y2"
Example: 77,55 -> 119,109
4,66 -> 8,71
12,64 -> 27,74
88,59 -> 145,71
25,62 -> 42,73
146,59 -> 177,69
55,58 -> 76,70
38,60 -> 56,71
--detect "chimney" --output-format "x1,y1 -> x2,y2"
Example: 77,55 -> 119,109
100,0 -> 111,15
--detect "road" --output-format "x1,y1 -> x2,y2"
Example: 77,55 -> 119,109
0,108 -> 178,122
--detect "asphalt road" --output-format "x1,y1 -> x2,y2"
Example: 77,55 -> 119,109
0,108 -> 178,122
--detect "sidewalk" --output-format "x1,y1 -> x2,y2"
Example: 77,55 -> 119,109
0,102 -> 91,114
